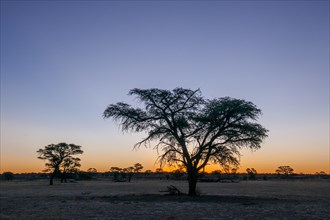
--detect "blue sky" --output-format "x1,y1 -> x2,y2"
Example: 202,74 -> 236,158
1,0 -> 329,173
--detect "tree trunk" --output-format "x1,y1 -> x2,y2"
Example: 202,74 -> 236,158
49,167 -> 58,185
49,172 -> 55,185
60,172 -> 66,183
187,171 -> 198,196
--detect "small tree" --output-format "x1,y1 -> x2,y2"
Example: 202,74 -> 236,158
145,170 -> 152,175
104,88 -> 268,196
110,164 -> 144,182
155,168 -> 163,180
155,168 -> 163,173
246,168 -> 257,180
83,168 -> 97,179
60,157 -> 81,182
87,168 -> 97,173
231,168 -> 238,180
211,170 -> 222,181
172,168 -> 185,180
37,143 -> 83,185
133,163 -> 144,173
316,171 -> 327,179
2,172 -> 14,181
123,166 -> 134,182
125,163 -> 144,182
110,167 -> 123,181
276,166 -> 294,176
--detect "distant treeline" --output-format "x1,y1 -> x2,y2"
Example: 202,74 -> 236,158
1,171 -> 329,182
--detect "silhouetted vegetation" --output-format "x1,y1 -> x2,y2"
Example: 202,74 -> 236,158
109,163 -> 144,182
37,143 -> 83,185
276,166 -> 294,178
145,170 -> 152,175
160,185 -> 185,196
109,167 -> 123,181
171,168 -> 185,180
315,171 -> 327,179
246,168 -> 257,180
87,168 -> 97,174
84,168 -> 98,179
76,171 -> 93,180
104,88 -> 268,196
60,157 -> 81,183
155,168 -> 164,180
2,172 -> 14,181
210,170 -> 222,181
2,170 -> 329,183
134,163 -> 144,172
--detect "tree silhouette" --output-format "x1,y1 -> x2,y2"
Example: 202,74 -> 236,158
155,168 -> 163,180
145,169 -> 152,174
2,172 -> 14,181
60,157 -> 81,183
87,168 -> 97,173
172,167 -> 185,180
104,88 -> 268,196
122,166 -> 134,182
133,163 -> 144,173
110,163 -> 144,182
246,168 -> 257,180
37,143 -> 83,185
110,167 -> 123,181
276,166 -> 294,176
86,168 -> 98,179
155,168 -> 163,173
125,163 -> 144,182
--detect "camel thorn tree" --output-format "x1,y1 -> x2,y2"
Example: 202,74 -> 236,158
104,88 -> 268,196
37,142 -> 83,185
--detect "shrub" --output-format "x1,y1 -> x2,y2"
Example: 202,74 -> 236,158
2,172 -> 14,181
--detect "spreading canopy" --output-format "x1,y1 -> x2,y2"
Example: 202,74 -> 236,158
104,88 -> 268,195
37,142 -> 83,185
104,88 -> 267,171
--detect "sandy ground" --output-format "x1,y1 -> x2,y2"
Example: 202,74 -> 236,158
0,179 -> 329,219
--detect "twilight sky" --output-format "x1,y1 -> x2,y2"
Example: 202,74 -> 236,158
1,0 -> 329,174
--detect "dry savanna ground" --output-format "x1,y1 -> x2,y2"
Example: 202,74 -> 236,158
0,179 -> 329,219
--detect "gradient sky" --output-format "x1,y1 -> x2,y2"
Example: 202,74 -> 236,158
1,0 -> 329,174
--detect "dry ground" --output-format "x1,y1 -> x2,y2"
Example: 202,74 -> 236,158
0,179 -> 329,219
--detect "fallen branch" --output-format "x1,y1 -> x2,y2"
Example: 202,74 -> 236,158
160,185 -> 185,196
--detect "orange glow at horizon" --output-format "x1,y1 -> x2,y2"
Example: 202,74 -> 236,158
1,136 -> 328,175
1,155 -> 328,175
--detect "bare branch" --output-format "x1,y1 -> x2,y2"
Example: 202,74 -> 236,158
104,88 -> 268,196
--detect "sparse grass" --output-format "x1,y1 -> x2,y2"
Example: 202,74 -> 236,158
0,179 -> 329,219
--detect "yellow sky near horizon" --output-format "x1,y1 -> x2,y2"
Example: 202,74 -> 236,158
1,1 -> 329,178
1,143 -> 328,174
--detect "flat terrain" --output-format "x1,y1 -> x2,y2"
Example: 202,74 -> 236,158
1,179 -> 329,219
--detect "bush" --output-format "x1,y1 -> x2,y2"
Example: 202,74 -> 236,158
77,172 -> 93,180
2,172 -> 14,181
171,169 -> 184,180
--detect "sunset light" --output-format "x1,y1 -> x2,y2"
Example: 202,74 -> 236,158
1,0 -> 329,176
